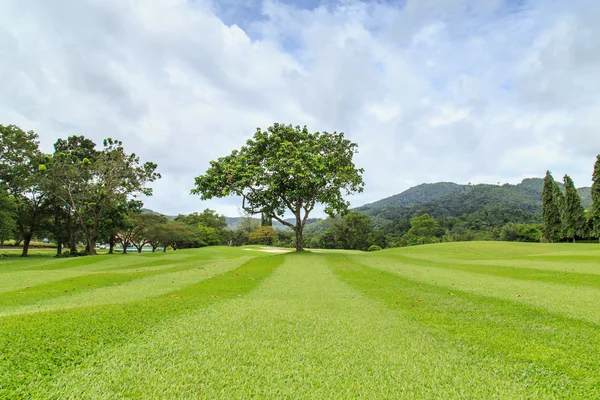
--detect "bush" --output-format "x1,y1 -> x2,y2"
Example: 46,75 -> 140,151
367,245 -> 382,252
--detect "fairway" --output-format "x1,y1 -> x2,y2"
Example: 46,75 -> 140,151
1,243 -> 599,398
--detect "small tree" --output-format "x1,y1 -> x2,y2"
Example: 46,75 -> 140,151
192,123 -> 364,251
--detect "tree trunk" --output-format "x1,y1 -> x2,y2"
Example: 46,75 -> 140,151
137,246 -> 143,253
109,237 -> 115,254
87,237 -> 96,255
122,242 -> 128,254
163,246 -> 167,253
56,242 -> 63,257
21,232 -> 33,257
68,216 -> 78,252
295,228 -> 303,252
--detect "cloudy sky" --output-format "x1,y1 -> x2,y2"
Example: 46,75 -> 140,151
1,0 -> 599,217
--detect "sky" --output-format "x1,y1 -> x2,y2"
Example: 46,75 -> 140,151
1,0 -> 599,217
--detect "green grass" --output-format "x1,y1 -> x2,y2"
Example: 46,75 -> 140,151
0,242 -> 599,398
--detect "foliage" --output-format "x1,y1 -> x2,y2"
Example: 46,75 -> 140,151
0,124 -> 50,256
407,213 -> 440,245
192,123 -> 364,251
500,223 -> 541,242
0,187 -> 16,243
175,209 -> 227,230
367,245 -> 382,252
589,155 -> 600,242
176,209 -> 230,245
541,171 -> 562,243
197,225 -> 221,246
562,175 -> 587,242
48,137 -> 161,255
248,226 -> 278,245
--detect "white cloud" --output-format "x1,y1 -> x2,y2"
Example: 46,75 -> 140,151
1,0 -> 599,216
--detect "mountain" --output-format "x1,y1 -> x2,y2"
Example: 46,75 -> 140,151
141,208 -> 175,220
354,178 -> 592,236
359,182 -> 467,210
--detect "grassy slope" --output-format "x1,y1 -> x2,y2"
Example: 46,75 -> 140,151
1,243 -> 599,398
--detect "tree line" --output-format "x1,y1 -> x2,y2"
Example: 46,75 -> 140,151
542,155 -> 600,243
0,124 -> 159,256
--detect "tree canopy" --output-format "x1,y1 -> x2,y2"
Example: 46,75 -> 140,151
192,123 -> 364,251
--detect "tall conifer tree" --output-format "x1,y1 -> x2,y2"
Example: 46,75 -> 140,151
542,171 -> 562,242
563,174 -> 586,243
589,155 -> 600,242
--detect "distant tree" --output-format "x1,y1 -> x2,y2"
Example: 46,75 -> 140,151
131,213 -> 169,252
407,213 -> 440,245
541,171 -> 562,243
192,123 -> 364,251
249,226 -> 278,245
175,209 -> 227,230
98,200 -> 142,254
175,209 -> 229,245
333,211 -> 372,251
260,212 -> 272,227
197,225 -> 220,246
589,155 -> 600,242
563,175 -> 587,243
500,223 -> 541,242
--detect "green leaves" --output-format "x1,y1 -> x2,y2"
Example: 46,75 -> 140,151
562,174 -> 587,242
589,155 -> 600,241
192,123 -> 364,251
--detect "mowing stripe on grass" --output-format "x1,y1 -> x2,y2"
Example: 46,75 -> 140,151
370,252 -> 600,287
328,254 -> 600,398
34,252 -> 533,399
0,257 -> 256,317
356,252 -> 600,325
0,254 -> 282,398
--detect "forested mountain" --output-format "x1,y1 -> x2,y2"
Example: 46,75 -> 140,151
350,178 -> 591,241
360,182 -> 467,209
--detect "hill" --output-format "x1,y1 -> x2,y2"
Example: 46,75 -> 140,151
360,182 -> 467,209
353,178 -> 592,238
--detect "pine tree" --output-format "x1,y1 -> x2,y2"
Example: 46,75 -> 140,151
589,155 -> 600,242
563,174 -> 586,243
541,171 -> 562,242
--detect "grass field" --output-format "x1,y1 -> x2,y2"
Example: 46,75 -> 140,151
1,242 -> 599,398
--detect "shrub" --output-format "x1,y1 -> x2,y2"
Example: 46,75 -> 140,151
367,245 -> 382,252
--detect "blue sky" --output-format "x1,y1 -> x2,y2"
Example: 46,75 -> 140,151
1,0 -> 599,216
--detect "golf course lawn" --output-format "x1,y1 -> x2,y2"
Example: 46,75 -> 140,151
1,242 -> 599,398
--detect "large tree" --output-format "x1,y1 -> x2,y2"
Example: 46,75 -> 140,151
49,137 -> 160,254
0,124 -> 50,256
541,171 -> 562,243
589,155 -> 600,242
192,123 -> 364,251
563,174 -> 587,243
